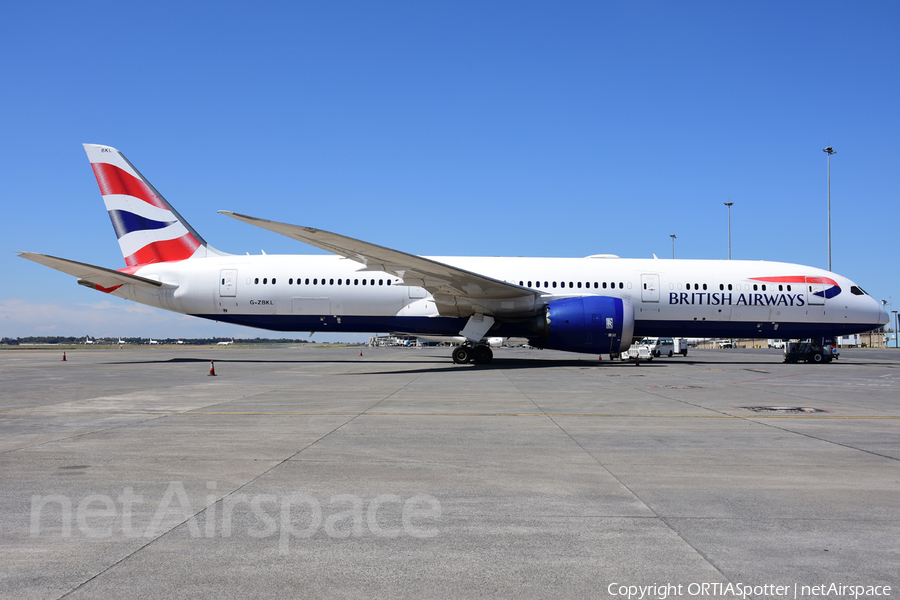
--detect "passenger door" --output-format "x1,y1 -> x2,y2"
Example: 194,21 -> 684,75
640,274 -> 660,302
806,277 -> 825,306
216,269 -> 238,314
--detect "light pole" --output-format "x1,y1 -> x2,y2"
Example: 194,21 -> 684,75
724,201 -> 733,260
670,234 -> 676,259
823,146 -> 836,271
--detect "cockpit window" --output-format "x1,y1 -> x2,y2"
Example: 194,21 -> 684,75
850,286 -> 866,296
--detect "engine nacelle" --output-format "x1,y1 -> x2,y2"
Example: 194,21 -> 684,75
531,296 -> 634,355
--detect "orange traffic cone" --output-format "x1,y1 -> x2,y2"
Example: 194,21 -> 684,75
62,352 -> 66,361
208,360 -> 217,376
598,355 -> 602,361
360,350 -> 363,356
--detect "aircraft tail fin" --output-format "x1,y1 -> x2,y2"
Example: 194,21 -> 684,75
83,144 -> 227,266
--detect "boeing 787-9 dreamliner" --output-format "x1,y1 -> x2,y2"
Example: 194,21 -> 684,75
19,145 -> 889,364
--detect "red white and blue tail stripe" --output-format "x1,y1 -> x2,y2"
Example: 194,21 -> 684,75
84,144 -> 212,267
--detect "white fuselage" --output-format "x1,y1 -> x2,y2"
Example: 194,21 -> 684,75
107,254 -> 887,341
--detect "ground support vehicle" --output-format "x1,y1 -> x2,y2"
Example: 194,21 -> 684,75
615,342 -> 652,362
783,341 -> 838,363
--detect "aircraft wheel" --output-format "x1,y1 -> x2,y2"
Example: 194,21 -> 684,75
473,346 -> 493,365
452,346 -> 472,364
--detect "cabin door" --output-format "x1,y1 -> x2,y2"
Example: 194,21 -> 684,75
640,274 -> 660,302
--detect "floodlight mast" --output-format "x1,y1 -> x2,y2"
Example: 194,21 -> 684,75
670,234 -> 676,259
724,201 -> 734,260
823,146 -> 836,271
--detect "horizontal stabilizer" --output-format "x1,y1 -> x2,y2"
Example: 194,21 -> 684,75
17,252 -> 177,292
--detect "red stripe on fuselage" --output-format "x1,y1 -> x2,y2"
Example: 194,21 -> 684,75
123,232 -> 200,267
90,162 -> 167,210
750,275 -> 838,287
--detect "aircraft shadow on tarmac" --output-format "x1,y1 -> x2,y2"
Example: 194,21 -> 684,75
95,356 -> 786,375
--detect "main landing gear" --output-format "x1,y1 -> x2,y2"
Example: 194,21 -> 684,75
451,344 -> 493,365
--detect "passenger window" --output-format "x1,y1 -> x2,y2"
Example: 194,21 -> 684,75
362,279 -> 366,285
778,285 -> 783,291
619,282 -> 623,289
289,278 -> 293,285
221,279 -> 225,285
594,282 -> 598,289
379,279 -> 383,285
337,279 -> 342,285
727,284 -> 732,291
255,278 -> 259,284
520,281 -> 524,286
602,282 -> 607,289
552,282 -> 557,288
577,282 -> 582,289
387,280 -> 391,286
370,279 -> 375,286
702,283 -> 707,290
753,284 -> 758,291
263,278 -> 267,284
761,284 -> 766,291
354,279 -> 359,285
330,279 -> 334,285
569,282 -> 573,288
313,278 -> 317,285
544,281 -> 549,288
719,284 -> 724,290
305,278 -> 309,285
272,278 -> 276,284
787,285 -> 791,291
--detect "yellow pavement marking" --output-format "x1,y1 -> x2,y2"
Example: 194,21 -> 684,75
2,409 -> 897,419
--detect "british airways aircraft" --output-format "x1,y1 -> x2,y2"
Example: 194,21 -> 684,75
19,144 -> 889,365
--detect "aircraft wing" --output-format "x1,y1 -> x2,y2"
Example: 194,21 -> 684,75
219,212 -> 539,316
17,252 -> 176,292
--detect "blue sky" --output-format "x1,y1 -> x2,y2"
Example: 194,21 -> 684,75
2,1 -> 898,339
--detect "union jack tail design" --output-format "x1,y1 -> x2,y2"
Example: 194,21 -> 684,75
84,144 -> 218,267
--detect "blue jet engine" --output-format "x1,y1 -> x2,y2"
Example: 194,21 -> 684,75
530,296 -> 634,355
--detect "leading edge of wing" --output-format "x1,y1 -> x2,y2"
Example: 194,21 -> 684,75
218,211 -> 533,301
17,252 -> 176,292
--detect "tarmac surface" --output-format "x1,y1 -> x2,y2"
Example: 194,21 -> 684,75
1,345 -> 898,599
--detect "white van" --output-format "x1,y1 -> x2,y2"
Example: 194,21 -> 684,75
642,337 -> 676,357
